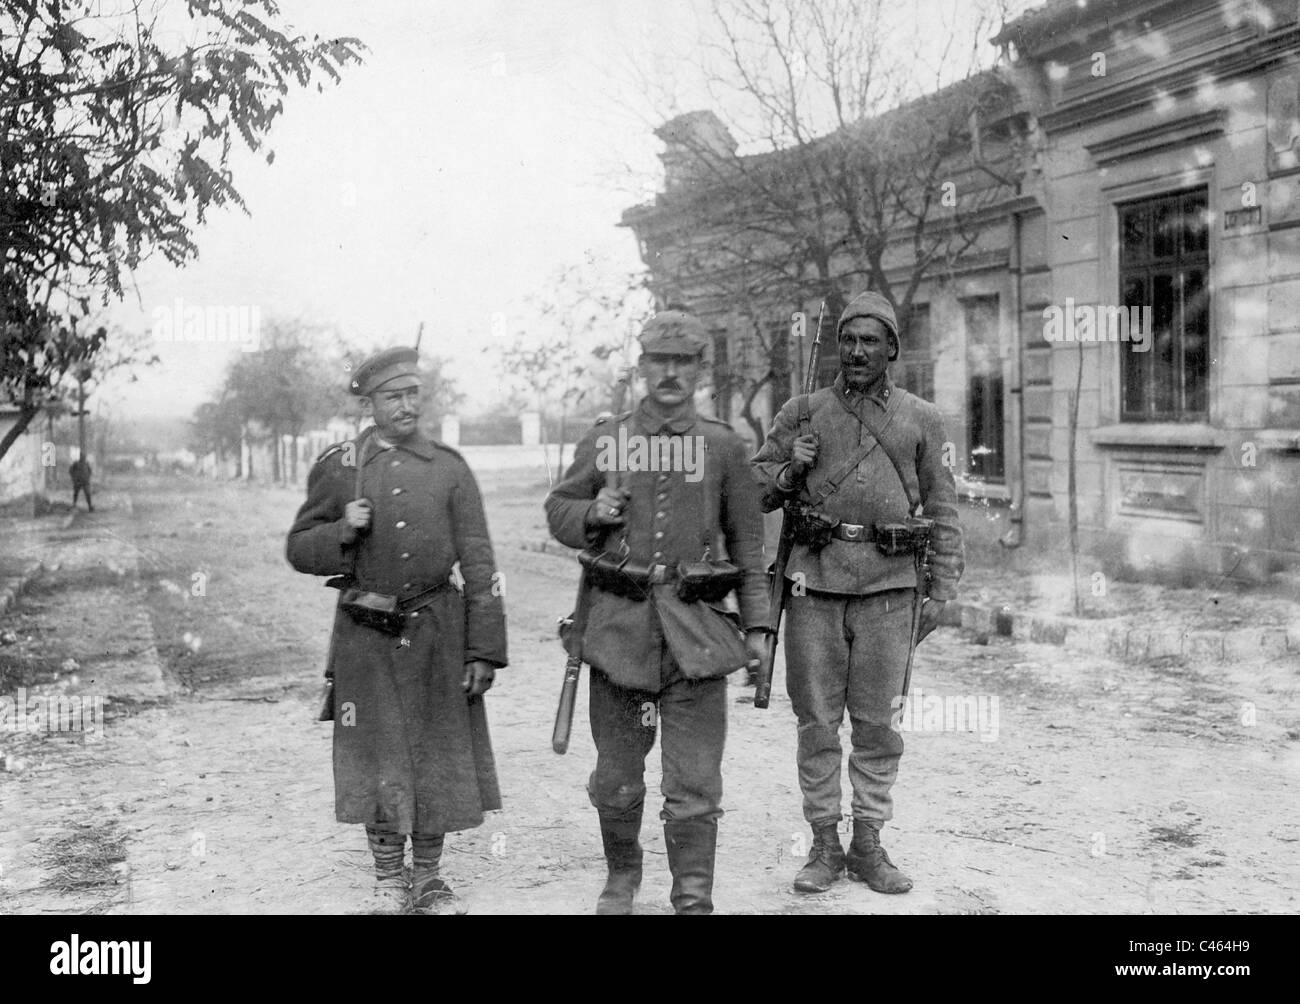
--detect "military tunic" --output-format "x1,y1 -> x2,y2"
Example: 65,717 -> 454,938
546,402 -> 768,688
544,399 -> 767,823
287,428 -> 507,834
751,372 -> 964,599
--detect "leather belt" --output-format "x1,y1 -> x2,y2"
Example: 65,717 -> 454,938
830,522 -> 876,543
646,564 -> 677,584
587,562 -> 679,593
399,581 -> 456,613
325,576 -> 454,612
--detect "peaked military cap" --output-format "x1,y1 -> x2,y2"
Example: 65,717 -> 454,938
349,346 -> 420,396
639,311 -> 708,356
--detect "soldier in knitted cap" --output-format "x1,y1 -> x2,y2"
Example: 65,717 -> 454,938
752,291 -> 964,897
287,346 -> 507,914
544,310 -> 768,915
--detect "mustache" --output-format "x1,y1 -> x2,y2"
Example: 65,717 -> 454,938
657,380 -> 683,390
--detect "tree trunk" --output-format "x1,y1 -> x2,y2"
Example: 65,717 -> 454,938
0,401 -> 39,465
1067,342 -> 1083,616
558,404 -> 568,473
740,373 -> 772,447
271,425 -> 282,483
539,406 -> 553,485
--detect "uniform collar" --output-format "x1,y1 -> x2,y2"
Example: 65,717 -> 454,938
635,397 -> 697,435
360,425 -> 437,461
834,370 -> 894,409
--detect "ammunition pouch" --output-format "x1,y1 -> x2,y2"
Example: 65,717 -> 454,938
339,588 -> 405,635
872,517 -> 935,558
578,548 -> 650,601
579,548 -> 743,604
675,559 -> 742,604
789,504 -> 839,552
337,581 -> 455,635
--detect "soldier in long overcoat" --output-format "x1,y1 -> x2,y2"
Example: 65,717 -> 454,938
287,347 -> 507,913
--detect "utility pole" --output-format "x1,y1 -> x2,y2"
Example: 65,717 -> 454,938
76,363 -> 92,460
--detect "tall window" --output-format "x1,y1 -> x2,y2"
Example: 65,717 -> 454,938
1118,188 -> 1210,421
895,304 -> 935,402
963,295 -> 1004,482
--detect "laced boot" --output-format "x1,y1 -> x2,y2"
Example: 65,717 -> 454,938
793,822 -> 846,894
595,812 -> 643,916
845,819 -> 912,894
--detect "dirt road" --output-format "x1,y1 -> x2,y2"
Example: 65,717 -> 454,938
1,470 -> 1296,914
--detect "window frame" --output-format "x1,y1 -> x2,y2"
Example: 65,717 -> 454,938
1116,185 -> 1211,423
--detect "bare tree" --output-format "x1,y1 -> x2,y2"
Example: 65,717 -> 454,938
623,0 -> 1031,422
496,261 -> 653,473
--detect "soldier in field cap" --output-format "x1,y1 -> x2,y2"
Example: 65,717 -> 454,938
545,309 -> 769,915
287,345 -> 507,914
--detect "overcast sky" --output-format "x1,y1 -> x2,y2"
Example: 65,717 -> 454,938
102,0 -> 1017,423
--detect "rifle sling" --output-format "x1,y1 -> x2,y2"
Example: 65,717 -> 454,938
803,388 -> 919,514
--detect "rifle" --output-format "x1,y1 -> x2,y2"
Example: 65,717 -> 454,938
900,516 -> 935,699
754,302 -> 825,709
551,579 -> 588,754
316,429 -> 372,722
552,465 -> 619,754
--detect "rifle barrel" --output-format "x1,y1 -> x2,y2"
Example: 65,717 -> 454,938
754,300 -> 827,710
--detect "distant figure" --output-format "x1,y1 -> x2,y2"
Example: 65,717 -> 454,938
69,457 -> 93,512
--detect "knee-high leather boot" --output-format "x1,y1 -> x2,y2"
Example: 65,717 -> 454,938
663,819 -> 717,915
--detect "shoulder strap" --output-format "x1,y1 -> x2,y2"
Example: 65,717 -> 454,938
353,433 -> 367,501
815,391 -> 919,513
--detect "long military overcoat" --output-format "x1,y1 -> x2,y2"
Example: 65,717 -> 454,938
287,428 -> 507,834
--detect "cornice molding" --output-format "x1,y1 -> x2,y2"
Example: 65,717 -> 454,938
1038,28 -> 1300,133
1084,109 -> 1226,165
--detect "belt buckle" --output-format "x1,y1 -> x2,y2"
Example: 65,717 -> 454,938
649,563 -> 669,584
842,524 -> 862,541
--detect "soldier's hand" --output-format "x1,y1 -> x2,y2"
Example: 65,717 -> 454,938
788,434 -> 819,482
586,486 -> 632,528
917,599 -> 946,644
462,659 -> 496,698
340,499 -> 373,544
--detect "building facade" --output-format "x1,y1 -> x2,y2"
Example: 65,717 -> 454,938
0,407 -> 46,508
621,0 -> 1300,581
